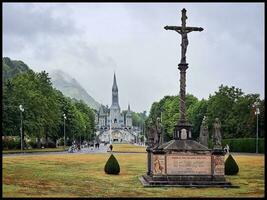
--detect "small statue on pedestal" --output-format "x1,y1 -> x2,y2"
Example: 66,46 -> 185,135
212,118 -> 222,149
156,117 -> 164,146
199,116 -> 209,147
146,121 -> 157,148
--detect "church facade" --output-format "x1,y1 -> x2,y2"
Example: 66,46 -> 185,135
96,73 -> 133,130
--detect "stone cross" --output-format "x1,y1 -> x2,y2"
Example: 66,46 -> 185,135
164,8 -> 203,64
164,9 -> 203,136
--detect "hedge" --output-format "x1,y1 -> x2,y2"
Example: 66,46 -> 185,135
104,154 -> 120,175
208,138 -> 264,153
2,136 -> 57,150
225,154 -> 239,175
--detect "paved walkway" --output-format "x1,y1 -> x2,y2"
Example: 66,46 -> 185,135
3,144 -> 110,157
3,144 -> 264,157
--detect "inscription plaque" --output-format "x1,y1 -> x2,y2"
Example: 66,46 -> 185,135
152,154 -> 165,175
166,155 -> 211,175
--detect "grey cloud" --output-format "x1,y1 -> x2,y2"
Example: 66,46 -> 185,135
63,40 -> 117,69
3,3 -> 116,70
3,3 -> 264,112
3,3 -> 78,41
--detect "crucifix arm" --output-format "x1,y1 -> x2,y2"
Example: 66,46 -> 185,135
164,26 -> 181,31
185,27 -> 204,33
164,26 -> 183,34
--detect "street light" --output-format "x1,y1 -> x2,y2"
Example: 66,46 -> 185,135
253,102 -> 260,153
63,113 -> 67,149
19,105 -> 24,151
84,125 -> 87,145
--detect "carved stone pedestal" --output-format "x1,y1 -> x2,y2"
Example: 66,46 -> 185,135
140,140 -> 237,188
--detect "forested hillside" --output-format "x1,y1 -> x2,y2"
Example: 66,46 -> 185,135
3,57 -> 30,81
2,57 -> 96,148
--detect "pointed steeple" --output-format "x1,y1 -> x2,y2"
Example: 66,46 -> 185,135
111,72 -> 120,108
112,72 -> 118,91
126,103 -> 131,117
99,105 -> 104,115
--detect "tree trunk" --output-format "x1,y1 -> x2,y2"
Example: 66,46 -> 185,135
45,127 -> 48,148
37,137 -> 41,148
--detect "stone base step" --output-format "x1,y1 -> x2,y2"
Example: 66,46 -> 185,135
139,176 -> 239,188
144,174 -> 226,182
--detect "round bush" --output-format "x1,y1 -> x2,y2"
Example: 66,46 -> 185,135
45,141 -> 56,148
27,140 -> 38,148
104,154 -> 120,175
225,154 -> 239,175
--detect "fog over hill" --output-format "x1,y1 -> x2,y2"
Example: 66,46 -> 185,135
49,70 -> 101,110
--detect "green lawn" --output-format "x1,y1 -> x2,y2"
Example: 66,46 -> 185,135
2,153 -> 264,197
111,144 -> 146,153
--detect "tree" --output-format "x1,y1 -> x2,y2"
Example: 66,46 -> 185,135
146,94 -> 199,140
2,80 -> 20,136
2,57 -> 99,149
187,99 -> 208,139
72,99 -> 95,143
206,85 -> 261,139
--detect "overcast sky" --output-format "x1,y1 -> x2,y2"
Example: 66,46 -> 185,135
3,3 -> 264,113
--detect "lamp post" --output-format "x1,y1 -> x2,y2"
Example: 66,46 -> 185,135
19,105 -> 24,151
84,125 -> 86,145
143,123 -> 146,146
63,113 -> 67,149
253,102 -> 260,153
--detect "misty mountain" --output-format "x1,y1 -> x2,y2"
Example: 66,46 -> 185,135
49,70 -> 101,110
2,57 -> 30,81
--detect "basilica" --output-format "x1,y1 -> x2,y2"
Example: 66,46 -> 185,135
96,73 -> 133,130
95,73 -> 137,143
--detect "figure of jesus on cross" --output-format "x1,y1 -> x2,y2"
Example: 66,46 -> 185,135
164,8 -> 203,64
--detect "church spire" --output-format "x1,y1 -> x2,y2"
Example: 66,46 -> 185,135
126,103 -> 131,117
112,72 -> 118,91
111,72 -> 119,107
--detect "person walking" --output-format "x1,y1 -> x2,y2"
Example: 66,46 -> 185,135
109,144 -> 113,152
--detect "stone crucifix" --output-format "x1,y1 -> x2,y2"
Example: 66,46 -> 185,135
165,9 -> 203,139
164,8 -> 203,64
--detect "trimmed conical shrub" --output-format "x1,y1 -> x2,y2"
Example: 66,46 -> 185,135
104,154 -> 120,175
225,154 -> 239,175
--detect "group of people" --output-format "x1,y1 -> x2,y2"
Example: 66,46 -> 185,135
68,143 -> 81,153
68,141 -> 101,153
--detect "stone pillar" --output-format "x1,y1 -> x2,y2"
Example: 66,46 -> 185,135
178,63 -> 188,123
173,63 -> 192,140
146,147 -> 152,175
211,149 -> 225,181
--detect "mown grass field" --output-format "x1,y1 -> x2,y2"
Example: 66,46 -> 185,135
3,152 -> 264,197
112,144 -> 146,152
